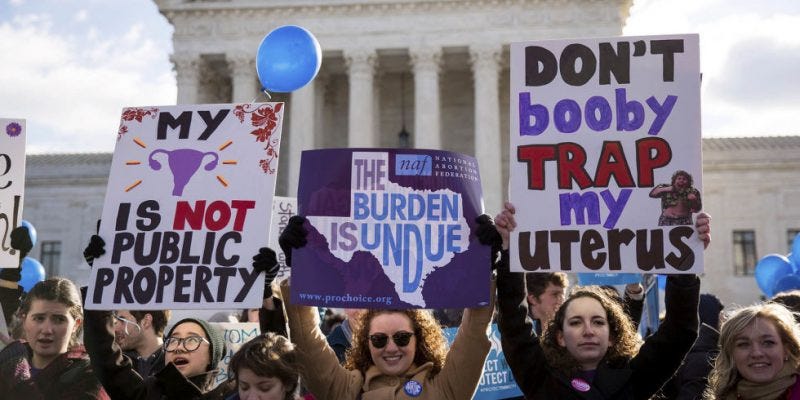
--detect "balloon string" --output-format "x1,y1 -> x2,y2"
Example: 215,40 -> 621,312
261,89 -> 272,101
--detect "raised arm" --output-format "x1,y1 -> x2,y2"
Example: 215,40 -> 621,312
436,282 -> 494,400
629,213 -> 709,399
280,280 -> 362,399
493,202 -> 550,396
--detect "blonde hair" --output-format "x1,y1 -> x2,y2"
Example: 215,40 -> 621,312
706,303 -> 800,399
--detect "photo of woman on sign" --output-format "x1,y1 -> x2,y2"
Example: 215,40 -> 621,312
649,170 -> 702,226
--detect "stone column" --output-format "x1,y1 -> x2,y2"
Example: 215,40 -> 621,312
170,53 -> 201,104
471,44 -> 503,214
345,48 -> 377,147
228,52 -> 258,102
409,46 -> 442,149
288,81 -> 316,196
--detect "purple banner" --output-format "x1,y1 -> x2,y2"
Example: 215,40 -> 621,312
292,148 -> 490,309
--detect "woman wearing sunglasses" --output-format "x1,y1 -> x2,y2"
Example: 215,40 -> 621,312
278,216 -> 495,400
84,308 -> 235,399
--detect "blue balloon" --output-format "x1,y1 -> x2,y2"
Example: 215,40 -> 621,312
19,257 -> 45,293
791,234 -> 800,268
755,254 -> 794,297
21,220 -> 36,247
774,274 -> 800,296
256,25 -> 322,93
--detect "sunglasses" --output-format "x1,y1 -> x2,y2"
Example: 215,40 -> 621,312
369,331 -> 414,349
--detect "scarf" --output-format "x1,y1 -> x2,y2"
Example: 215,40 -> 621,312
728,362 -> 797,400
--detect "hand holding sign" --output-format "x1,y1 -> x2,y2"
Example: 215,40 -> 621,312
475,214 -> 502,264
278,216 -> 307,267
9,225 -> 32,259
83,235 -> 106,267
252,247 -> 280,298
0,225 -> 34,283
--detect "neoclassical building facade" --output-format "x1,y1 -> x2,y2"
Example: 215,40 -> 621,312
154,0 -> 634,213
16,0 -> 800,308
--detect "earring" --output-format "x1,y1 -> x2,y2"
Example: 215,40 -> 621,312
785,356 -> 790,361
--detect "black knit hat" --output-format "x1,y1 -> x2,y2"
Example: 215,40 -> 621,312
167,318 -> 226,371
698,293 -> 724,330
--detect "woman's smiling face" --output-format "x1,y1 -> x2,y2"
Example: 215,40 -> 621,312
368,312 -> 417,377
733,317 -> 788,383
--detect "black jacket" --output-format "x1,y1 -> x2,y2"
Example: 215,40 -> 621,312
658,323 -> 720,400
84,309 -> 234,400
496,251 -> 700,400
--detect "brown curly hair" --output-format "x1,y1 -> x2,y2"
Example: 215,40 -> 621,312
229,332 -> 302,400
541,287 -> 641,376
344,309 -> 447,377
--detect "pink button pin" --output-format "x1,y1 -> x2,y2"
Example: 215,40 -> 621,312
571,378 -> 591,392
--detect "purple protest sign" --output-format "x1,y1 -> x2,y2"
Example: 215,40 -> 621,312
292,148 -> 490,309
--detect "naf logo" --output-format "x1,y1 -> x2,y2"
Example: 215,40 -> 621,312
395,154 -> 432,176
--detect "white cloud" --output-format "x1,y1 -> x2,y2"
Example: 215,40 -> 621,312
0,12 -> 175,153
74,9 -> 88,22
625,0 -> 800,137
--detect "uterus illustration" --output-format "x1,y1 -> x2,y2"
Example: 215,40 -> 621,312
148,148 -> 219,196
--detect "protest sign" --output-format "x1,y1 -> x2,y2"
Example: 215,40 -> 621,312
0,118 -> 26,269
292,148 -> 490,309
211,322 -> 260,387
270,196 -> 297,280
86,103 -> 283,310
444,324 -> 523,399
509,34 -> 703,274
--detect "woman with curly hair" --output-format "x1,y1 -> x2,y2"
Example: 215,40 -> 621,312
493,201 -> 708,399
228,332 -> 302,400
705,303 -> 800,400
278,217 -> 495,400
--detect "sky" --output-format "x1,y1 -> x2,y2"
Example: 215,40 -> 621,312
1,0 -> 799,154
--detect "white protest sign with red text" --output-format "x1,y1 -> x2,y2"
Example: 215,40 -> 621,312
86,103 -> 283,310
509,34 -> 703,274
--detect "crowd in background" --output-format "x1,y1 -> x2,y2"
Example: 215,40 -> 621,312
3,207 -> 800,400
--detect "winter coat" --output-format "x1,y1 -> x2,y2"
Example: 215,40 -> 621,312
496,251 -> 700,400
83,309 -> 235,400
326,319 -> 353,363
0,341 -> 108,400
659,323 -> 720,400
280,279 -> 494,400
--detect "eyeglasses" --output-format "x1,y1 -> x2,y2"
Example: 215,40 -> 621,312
163,335 -> 210,353
113,315 -> 142,336
369,331 -> 414,349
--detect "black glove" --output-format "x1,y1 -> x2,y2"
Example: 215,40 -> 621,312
10,226 -> 33,260
278,216 -> 308,267
83,235 -> 106,267
252,247 -> 280,298
667,273 -> 699,286
475,214 -> 502,259
0,268 -> 21,283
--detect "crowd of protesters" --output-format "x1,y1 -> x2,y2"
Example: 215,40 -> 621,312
3,202 -> 800,400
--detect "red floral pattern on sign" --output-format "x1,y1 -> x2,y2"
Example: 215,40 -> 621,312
117,107 -> 158,140
233,103 -> 283,175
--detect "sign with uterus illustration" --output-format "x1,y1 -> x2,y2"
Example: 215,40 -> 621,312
85,103 -> 284,310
